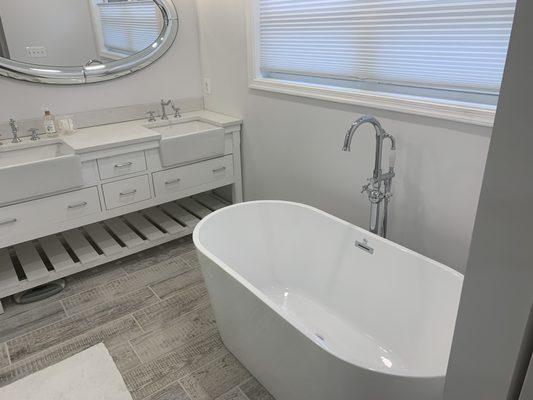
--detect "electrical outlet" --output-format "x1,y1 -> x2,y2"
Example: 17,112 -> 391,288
26,46 -> 47,58
203,77 -> 212,95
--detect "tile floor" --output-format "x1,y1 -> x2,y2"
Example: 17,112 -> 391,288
0,236 -> 275,400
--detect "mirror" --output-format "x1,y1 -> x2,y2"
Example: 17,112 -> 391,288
0,0 -> 178,84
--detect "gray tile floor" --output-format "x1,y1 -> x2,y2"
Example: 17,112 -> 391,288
0,236 -> 275,400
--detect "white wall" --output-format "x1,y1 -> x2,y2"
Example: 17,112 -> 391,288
0,0 -> 98,66
195,1 -> 491,272
0,0 -> 203,122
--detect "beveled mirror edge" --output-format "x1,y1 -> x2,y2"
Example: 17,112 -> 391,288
0,0 -> 178,85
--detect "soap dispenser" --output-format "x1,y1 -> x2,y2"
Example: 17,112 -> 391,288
43,109 -> 57,136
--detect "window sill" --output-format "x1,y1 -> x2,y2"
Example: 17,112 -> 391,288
249,77 -> 496,127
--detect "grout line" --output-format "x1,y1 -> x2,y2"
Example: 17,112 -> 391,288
146,285 -> 161,301
130,314 -> 146,334
178,350 -> 229,383
59,299 -> 70,318
124,341 -> 143,374
4,342 -> 11,366
177,379 -> 195,400
237,387 -> 251,400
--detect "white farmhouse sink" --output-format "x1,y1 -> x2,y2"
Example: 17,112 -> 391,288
0,140 -> 83,205
151,120 -> 226,167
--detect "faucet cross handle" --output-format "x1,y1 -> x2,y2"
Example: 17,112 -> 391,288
29,128 -> 40,140
147,111 -> 157,122
170,102 -> 182,118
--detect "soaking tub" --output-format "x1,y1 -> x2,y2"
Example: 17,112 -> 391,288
193,201 -> 463,400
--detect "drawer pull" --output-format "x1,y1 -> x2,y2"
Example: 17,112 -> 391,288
68,201 -> 88,209
115,162 -> 133,168
212,167 -> 226,173
0,218 -> 17,226
165,178 -> 181,186
120,189 -> 138,196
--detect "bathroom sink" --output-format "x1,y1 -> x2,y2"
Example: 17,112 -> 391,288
0,140 -> 83,205
151,120 -> 226,167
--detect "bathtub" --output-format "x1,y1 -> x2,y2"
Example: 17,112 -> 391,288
193,201 -> 463,400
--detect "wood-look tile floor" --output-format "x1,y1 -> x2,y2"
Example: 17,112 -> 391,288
0,236 -> 275,400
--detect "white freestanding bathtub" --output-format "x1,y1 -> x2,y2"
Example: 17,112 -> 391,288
193,201 -> 463,400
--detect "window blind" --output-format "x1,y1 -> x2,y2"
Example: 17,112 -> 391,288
97,1 -> 161,55
259,0 -> 516,95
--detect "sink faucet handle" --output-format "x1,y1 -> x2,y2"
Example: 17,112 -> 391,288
146,111 -> 157,122
170,102 -> 182,118
28,128 -> 40,140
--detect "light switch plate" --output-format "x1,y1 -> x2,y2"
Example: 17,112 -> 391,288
26,46 -> 47,58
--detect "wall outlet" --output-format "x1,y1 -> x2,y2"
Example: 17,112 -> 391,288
26,46 -> 47,58
203,77 -> 212,95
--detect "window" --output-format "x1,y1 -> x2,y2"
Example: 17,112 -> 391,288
90,0 -> 163,59
249,0 -> 517,125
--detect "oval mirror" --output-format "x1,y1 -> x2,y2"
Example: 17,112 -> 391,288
0,0 -> 178,84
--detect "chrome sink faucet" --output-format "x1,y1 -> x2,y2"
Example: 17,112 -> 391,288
342,116 -> 396,238
9,119 -> 22,143
160,99 -> 171,120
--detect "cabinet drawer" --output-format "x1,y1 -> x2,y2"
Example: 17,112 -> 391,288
97,151 -> 147,180
103,175 -> 151,210
153,155 -> 234,199
0,187 -> 101,241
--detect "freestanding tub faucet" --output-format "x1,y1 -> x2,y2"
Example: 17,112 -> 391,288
342,115 -> 396,238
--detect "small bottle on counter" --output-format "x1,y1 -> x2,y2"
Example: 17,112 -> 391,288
43,109 -> 57,136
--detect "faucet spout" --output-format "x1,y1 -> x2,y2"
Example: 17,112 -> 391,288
342,115 -> 384,152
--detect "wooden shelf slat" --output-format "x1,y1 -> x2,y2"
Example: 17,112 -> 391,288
193,193 -> 228,211
177,198 -> 212,218
0,249 -> 19,290
84,223 -> 123,256
14,242 -> 50,281
62,229 -> 101,264
124,212 -> 165,241
160,203 -> 200,228
104,218 -> 144,248
39,236 -> 76,272
142,207 -> 185,235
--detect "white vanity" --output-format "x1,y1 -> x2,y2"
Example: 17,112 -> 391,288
0,110 -> 242,312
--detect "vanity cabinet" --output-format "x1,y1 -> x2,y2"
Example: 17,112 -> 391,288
0,112 -> 243,311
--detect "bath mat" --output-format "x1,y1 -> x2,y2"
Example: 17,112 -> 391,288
0,343 -> 133,400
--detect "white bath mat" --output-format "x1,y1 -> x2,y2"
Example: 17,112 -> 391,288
0,343 -> 133,400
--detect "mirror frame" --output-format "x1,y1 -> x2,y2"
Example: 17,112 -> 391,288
0,0 -> 178,84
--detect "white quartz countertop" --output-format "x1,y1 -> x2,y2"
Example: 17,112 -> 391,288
60,110 -> 242,154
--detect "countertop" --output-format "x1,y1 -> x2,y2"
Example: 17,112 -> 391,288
61,110 -> 242,154
0,110 -> 242,155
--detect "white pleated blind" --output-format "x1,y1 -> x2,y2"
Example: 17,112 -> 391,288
97,1 -> 162,55
259,0 -> 516,95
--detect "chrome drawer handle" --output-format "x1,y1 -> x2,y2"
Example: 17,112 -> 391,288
120,189 -> 138,196
115,162 -> 133,168
212,167 -> 226,173
165,178 -> 181,186
68,201 -> 88,209
0,218 -> 17,226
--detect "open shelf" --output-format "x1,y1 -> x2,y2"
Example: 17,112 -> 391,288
0,192 -> 229,301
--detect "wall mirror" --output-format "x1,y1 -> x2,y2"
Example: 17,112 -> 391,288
0,0 -> 178,84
